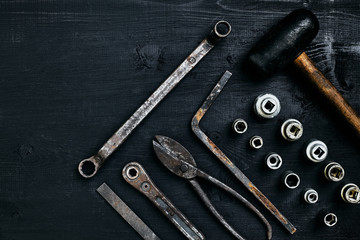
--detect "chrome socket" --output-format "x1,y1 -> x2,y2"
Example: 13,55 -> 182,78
319,209 -> 337,227
232,118 -> 248,134
265,152 -> 282,170
249,136 -> 263,149
305,140 -> 328,163
340,183 -> 360,204
324,162 -> 345,182
280,119 -> 303,141
254,93 -> 281,119
281,171 -> 300,189
303,188 -> 319,204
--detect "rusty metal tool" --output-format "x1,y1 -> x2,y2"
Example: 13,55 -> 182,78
78,21 -> 231,178
247,9 -> 360,138
153,135 -> 273,240
96,183 -> 161,240
122,162 -> 205,240
191,71 -> 296,234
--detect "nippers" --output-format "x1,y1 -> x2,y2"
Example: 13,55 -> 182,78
153,135 -> 272,240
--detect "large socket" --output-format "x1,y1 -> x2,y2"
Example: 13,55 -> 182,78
253,93 -> 281,119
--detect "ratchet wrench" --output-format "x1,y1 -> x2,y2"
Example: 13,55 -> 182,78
123,162 -> 205,240
78,21 -> 231,178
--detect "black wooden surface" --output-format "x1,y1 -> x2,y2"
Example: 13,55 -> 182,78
1,1 -> 360,240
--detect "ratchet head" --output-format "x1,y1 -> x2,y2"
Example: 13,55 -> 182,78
153,136 -> 197,179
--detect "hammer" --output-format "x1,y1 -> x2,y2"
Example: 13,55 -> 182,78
247,9 -> 360,137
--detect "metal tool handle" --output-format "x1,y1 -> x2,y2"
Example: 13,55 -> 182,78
78,21 -> 231,178
294,52 -> 360,137
196,170 -> 272,240
96,183 -> 161,240
122,162 -> 205,240
189,179 -> 246,240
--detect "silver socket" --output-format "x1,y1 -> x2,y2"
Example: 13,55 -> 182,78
340,183 -> 360,204
324,162 -> 345,182
280,119 -> 303,141
305,140 -> 328,163
232,118 -> 248,134
249,136 -> 263,149
253,93 -> 281,119
282,171 -> 300,189
303,188 -> 319,204
265,152 -> 282,170
321,211 -> 338,227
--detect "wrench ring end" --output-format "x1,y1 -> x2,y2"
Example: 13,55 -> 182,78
214,20 -> 231,38
78,156 -> 100,178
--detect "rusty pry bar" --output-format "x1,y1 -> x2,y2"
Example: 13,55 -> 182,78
122,162 -> 205,240
96,183 -> 161,240
78,21 -> 232,178
191,71 -> 297,234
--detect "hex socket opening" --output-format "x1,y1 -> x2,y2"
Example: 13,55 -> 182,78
266,153 -> 282,170
232,119 -> 248,134
283,171 -> 300,189
126,166 -> 140,180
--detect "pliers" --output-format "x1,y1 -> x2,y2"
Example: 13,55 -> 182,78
153,135 -> 272,240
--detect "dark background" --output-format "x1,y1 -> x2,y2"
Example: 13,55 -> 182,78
1,1 -> 360,239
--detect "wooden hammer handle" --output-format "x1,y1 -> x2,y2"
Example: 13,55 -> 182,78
294,52 -> 360,137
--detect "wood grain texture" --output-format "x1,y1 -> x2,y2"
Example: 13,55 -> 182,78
0,0 -> 359,239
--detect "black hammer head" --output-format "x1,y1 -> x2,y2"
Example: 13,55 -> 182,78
247,9 -> 319,77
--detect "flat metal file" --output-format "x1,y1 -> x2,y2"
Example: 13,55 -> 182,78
79,20 -> 231,178
96,183 -> 160,240
191,71 -> 297,234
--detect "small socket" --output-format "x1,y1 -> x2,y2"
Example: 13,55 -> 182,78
232,118 -> 248,134
303,188 -> 319,204
249,136 -> 263,149
305,140 -> 328,163
254,93 -> 281,119
282,171 -> 300,189
324,162 -> 345,182
340,183 -> 360,204
265,153 -> 282,170
319,210 -> 338,227
280,119 -> 303,141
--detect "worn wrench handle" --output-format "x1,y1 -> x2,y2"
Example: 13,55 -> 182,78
78,21 -> 231,178
122,162 -> 205,240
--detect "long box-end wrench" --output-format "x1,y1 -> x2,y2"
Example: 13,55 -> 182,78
79,21 -> 231,178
